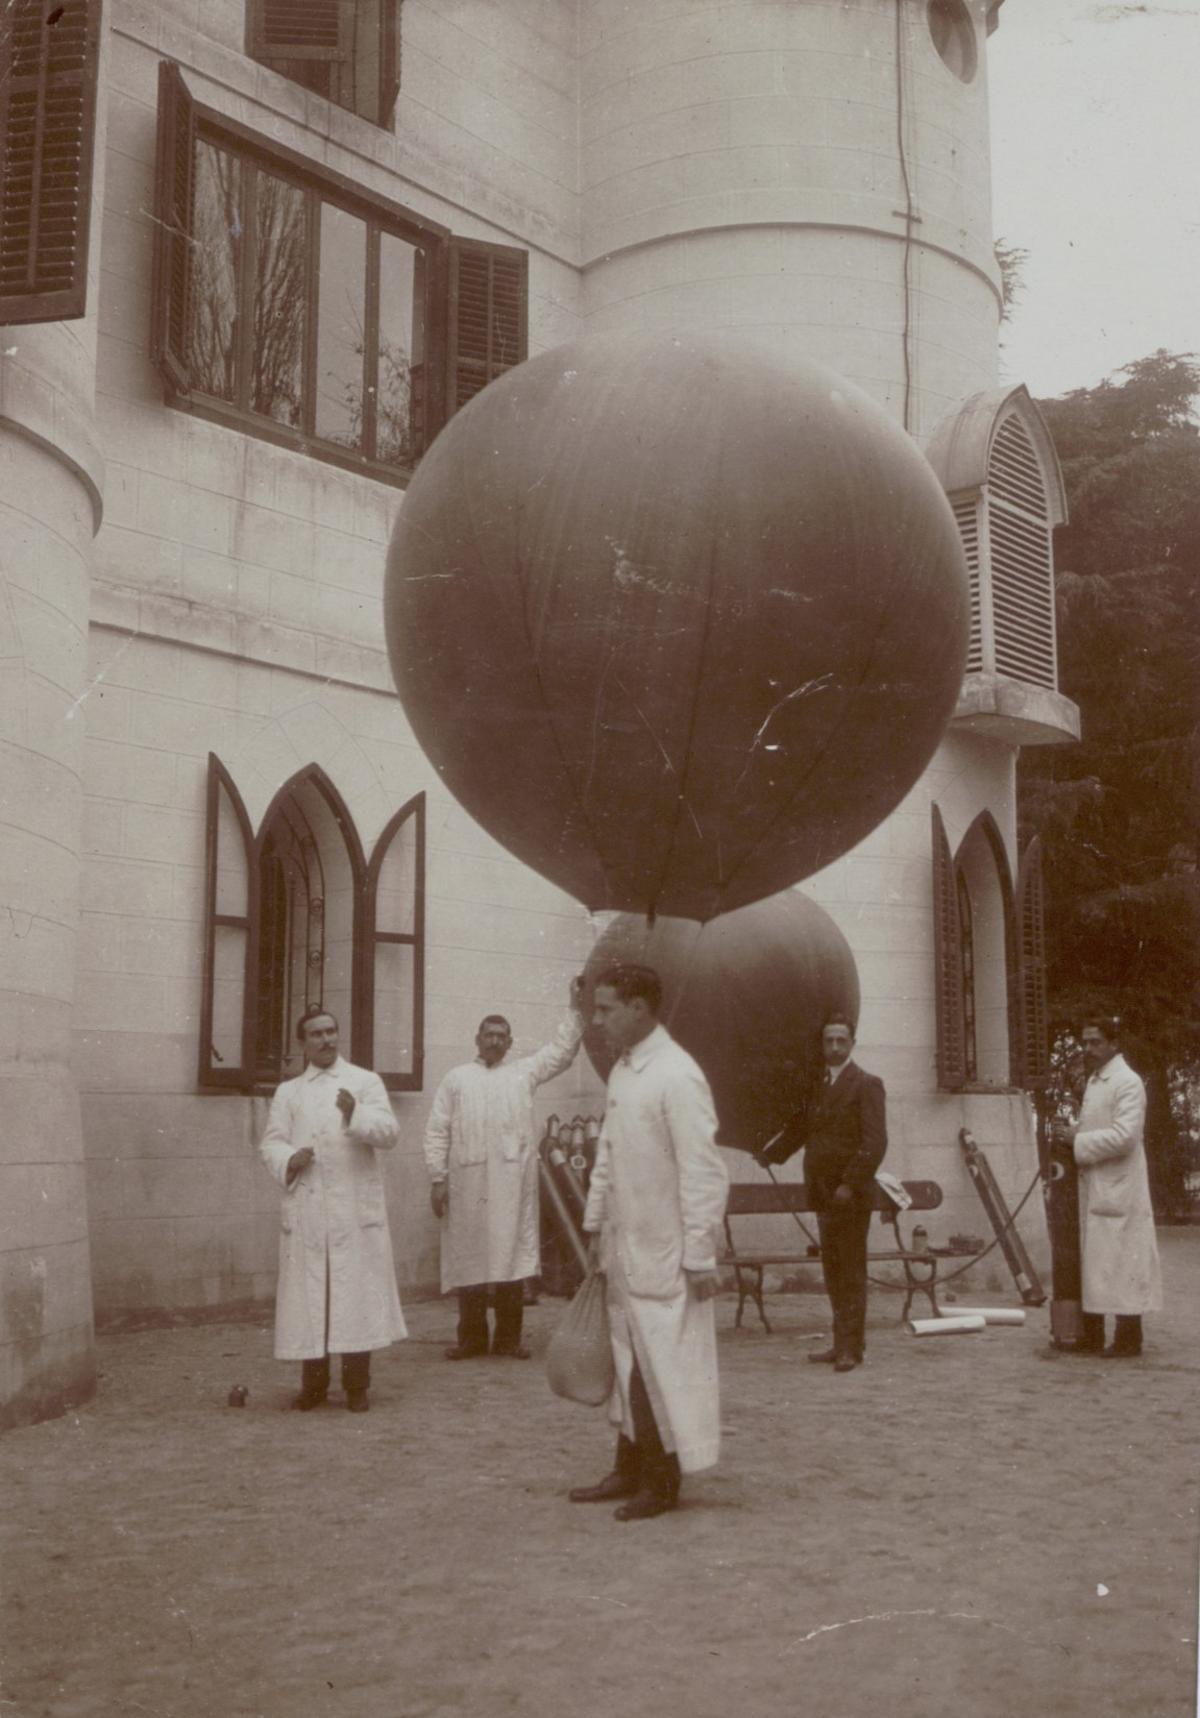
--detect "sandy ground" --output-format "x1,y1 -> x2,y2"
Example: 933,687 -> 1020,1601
2,1231 -> 1197,1718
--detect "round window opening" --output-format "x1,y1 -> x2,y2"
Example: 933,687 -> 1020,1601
928,0 -> 978,83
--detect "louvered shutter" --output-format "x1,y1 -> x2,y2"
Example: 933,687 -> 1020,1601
0,0 -> 101,326
448,238 -> 528,414
248,0 -> 354,76
150,61 -> 196,394
987,414 -> 1057,689
1013,835 -> 1050,1087
932,804 -> 967,1091
199,755 -> 257,1089
951,493 -> 984,675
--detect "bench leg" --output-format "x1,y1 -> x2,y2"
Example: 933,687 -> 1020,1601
900,1258 -> 940,1321
752,1266 -> 772,1334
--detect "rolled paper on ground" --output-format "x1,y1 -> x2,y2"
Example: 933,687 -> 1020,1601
946,1307 -> 1027,1326
907,1315 -> 986,1337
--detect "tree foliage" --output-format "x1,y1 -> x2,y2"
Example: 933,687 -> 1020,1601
1019,351 -> 1200,1213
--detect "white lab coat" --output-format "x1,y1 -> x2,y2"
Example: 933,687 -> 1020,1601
423,1012 -> 582,1292
583,1025 -> 730,1475
260,1058 -> 408,1359
1073,1053 -> 1162,1315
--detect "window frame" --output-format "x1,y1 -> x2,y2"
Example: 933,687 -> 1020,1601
151,64 -> 529,488
931,803 -> 1048,1092
151,62 -> 451,486
199,753 -> 426,1093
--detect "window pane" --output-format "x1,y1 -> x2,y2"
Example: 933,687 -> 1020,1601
215,783 -> 249,918
375,814 -> 417,935
374,941 -> 415,1073
377,232 -> 424,465
315,203 -> 367,449
251,169 -> 306,427
212,924 -> 247,1068
191,141 -> 240,402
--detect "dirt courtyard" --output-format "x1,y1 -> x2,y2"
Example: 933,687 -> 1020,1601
2,1230 -> 1197,1718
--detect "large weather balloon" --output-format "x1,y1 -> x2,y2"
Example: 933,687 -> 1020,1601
385,330 -> 969,922
581,890 -> 860,1157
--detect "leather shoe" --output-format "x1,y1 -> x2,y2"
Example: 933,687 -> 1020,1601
807,1347 -> 837,1364
291,1390 -> 327,1411
833,1355 -> 859,1373
614,1489 -> 678,1522
569,1471 -> 640,1504
1102,1344 -> 1142,1359
444,1344 -> 488,1361
346,1390 -> 370,1412
492,1344 -> 531,1359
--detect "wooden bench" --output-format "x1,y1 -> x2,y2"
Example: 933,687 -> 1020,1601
722,1179 -> 945,1332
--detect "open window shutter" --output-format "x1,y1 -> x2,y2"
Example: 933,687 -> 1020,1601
1013,835 -> 1050,1087
249,0 -> 354,72
0,0 -> 101,325
381,0 -> 401,123
199,755 -> 257,1089
932,804 -> 967,1091
448,238 -> 528,414
150,61 -> 196,394
361,793 -> 425,1090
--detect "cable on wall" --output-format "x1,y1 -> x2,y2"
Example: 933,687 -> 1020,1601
894,0 -> 917,432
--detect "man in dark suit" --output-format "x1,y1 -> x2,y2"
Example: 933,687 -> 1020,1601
762,1014 -> 888,1372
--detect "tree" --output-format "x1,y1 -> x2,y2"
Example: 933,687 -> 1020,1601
1019,351 -> 1200,1215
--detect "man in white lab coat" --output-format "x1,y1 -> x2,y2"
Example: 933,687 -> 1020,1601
1051,1015 -> 1162,1357
259,1009 -> 407,1411
572,964 -> 729,1521
424,979 -> 585,1359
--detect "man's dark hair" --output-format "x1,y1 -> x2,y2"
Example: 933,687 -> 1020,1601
821,1011 -> 856,1037
1080,1014 -> 1121,1045
477,1014 -> 511,1036
295,1006 -> 338,1042
594,964 -> 663,1015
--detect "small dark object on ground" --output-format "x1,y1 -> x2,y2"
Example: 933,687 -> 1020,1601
226,1385 -> 248,1407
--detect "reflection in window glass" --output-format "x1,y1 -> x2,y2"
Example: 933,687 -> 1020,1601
374,941 -> 415,1072
316,204 -> 368,450
378,233 -> 423,465
191,141 -> 240,402
252,171 -> 306,427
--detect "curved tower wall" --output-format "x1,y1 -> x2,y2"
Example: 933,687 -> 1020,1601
0,45 -> 108,1427
580,0 -> 1001,435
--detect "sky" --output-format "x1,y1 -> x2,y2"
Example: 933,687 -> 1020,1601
987,0 -> 1199,402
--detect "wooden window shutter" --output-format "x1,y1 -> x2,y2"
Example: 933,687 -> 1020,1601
932,803 -> 967,1091
248,0 -> 354,72
361,792 -> 425,1090
448,238 -> 528,414
0,0 -> 101,326
150,61 -> 196,395
199,755 -> 257,1089
1013,835 -> 1050,1087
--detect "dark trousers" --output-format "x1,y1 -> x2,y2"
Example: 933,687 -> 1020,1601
628,1358 -> 680,1504
301,1351 -> 370,1396
817,1202 -> 872,1360
1080,1312 -> 1142,1354
457,1281 -> 524,1354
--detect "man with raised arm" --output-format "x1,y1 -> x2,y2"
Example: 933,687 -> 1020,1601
424,978 -> 585,1359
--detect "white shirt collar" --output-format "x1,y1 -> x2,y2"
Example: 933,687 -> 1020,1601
303,1055 -> 346,1082
621,1023 -> 670,1072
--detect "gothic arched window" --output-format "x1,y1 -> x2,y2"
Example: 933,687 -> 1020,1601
931,804 -> 1048,1092
199,755 -> 424,1091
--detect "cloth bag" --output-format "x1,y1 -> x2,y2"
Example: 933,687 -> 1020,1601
545,1267 -> 614,1407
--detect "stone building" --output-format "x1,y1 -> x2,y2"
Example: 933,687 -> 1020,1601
0,0 -> 1078,1427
